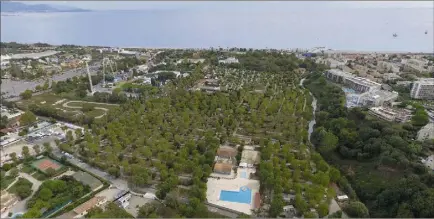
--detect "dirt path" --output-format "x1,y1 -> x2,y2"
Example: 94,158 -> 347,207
61,101 -> 118,119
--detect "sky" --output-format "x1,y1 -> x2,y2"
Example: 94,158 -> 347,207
22,1 -> 434,11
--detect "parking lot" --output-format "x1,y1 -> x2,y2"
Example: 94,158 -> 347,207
124,195 -> 153,217
1,122 -> 79,165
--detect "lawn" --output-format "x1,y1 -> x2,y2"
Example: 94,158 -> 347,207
24,176 -> 91,218
16,93 -> 64,108
32,171 -> 48,181
1,176 -> 17,190
21,164 -> 35,174
8,177 -> 33,199
17,93 -> 119,120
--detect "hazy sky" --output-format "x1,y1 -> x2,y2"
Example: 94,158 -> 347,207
22,1 -> 434,11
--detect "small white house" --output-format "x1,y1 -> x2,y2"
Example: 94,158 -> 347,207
337,195 -> 349,201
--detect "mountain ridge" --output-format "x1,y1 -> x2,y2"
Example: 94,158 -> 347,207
0,1 -> 91,13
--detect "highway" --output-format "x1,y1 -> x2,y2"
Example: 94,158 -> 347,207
1,63 -> 101,99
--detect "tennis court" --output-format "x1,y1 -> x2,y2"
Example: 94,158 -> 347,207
31,157 -> 63,173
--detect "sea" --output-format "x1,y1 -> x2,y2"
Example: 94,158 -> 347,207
1,7 -> 433,52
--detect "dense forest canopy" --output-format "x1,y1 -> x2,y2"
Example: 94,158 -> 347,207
304,72 -> 434,218
51,51 -> 338,217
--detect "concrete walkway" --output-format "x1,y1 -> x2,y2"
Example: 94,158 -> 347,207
9,172 -> 42,214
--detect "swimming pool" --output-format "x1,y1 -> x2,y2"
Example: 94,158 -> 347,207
220,186 -> 252,204
12,212 -> 23,218
342,87 -> 356,94
240,171 -> 247,179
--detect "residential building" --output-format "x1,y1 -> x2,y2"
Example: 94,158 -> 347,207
345,76 -> 382,93
358,90 -> 399,107
213,163 -> 233,175
282,193 -> 296,203
281,205 -> 297,218
324,69 -> 352,83
116,193 -> 131,209
377,61 -> 400,73
216,146 -> 237,158
382,73 -> 401,81
417,123 -> 434,141
368,107 -> 412,123
396,81 -> 413,87
141,77 -> 152,85
176,58 -> 205,64
324,69 -> 382,93
219,57 -> 239,64
410,78 -> 434,100
73,196 -> 107,218
118,49 -> 137,56
136,64 -> 148,73
402,59 -> 430,73
204,79 -> 220,87
9,51 -> 59,60
337,195 -> 349,201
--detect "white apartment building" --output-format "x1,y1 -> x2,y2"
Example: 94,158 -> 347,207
369,107 -> 412,123
324,69 -> 381,93
358,90 -> 399,107
410,78 -> 434,100
219,57 -> 239,64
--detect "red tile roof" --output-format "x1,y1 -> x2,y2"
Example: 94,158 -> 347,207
217,146 -> 237,158
254,192 -> 261,209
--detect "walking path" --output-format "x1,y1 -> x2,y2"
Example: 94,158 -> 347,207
9,172 -> 42,215
61,101 -> 119,119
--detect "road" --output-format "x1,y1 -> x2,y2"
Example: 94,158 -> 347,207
1,63 -> 101,99
51,148 -> 129,191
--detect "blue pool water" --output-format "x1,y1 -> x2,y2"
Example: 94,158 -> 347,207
220,186 -> 252,204
342,88 -> 356,94
240,171 -> 247,178
12,213 -> 23,218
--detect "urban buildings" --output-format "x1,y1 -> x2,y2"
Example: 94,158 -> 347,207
219,57 -> 239,64
324,69 -> 381,93
410,78 -> 434,100
358,90 -> 399,107
377,61 -> 400,73
417,123 -> 434,141
402,59 -> 431,73
324,69 -> 399,108
368,107 -> 412,123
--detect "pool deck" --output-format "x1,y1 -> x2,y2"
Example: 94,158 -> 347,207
206,167 -> 260,215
